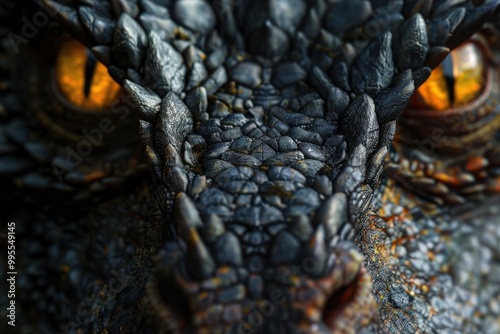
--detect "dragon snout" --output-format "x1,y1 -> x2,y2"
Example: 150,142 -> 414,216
145,192 -> 377,333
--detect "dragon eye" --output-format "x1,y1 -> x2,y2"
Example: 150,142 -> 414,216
409,42 -> 485,110
55,39 -> 121,110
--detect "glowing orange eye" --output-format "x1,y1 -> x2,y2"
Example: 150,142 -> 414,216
55,39 -> 121,110
410,43 -> 485,111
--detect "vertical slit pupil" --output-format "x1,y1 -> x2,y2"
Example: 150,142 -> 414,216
84,50 -> 97,98
441,55 -> 455,106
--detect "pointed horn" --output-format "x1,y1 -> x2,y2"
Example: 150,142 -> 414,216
173,193 -> 203,237
303,225 -> 328,278
124,80 -> 161,123
185,227 -> 216,280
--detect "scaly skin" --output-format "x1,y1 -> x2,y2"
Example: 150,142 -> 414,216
0,0 -> 499,333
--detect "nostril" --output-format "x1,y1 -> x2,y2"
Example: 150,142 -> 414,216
322,266 -> 378,331
145,244 -> 191,334
145,275 -> 189,334
322,272 -> 359,325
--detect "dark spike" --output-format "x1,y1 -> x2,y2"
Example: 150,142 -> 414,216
350,32 -> 394,96
394,14 -> 429,71
340,94 -> 379,153
303,225 -> 328,278
334,144 -> 368,194
113,13 -> 147,69
446,1 -> 500,49
164,167 -> 189,193
374,79 -> 415,124
174,193 -> 204,237
185,227 -> 216,280
79,6 -> 115,44
145,32 -> 186,96
366,146 -> 388,186
156,92 -> 193,153
124,79 -> 161,123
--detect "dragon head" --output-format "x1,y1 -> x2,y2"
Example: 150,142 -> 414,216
29,0 -> 500,332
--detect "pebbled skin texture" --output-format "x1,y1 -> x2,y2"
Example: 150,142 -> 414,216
0,0 -> 499,333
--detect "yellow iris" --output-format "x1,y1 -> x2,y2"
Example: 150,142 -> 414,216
411,43 -> 484,110
55,39 -> 121,110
